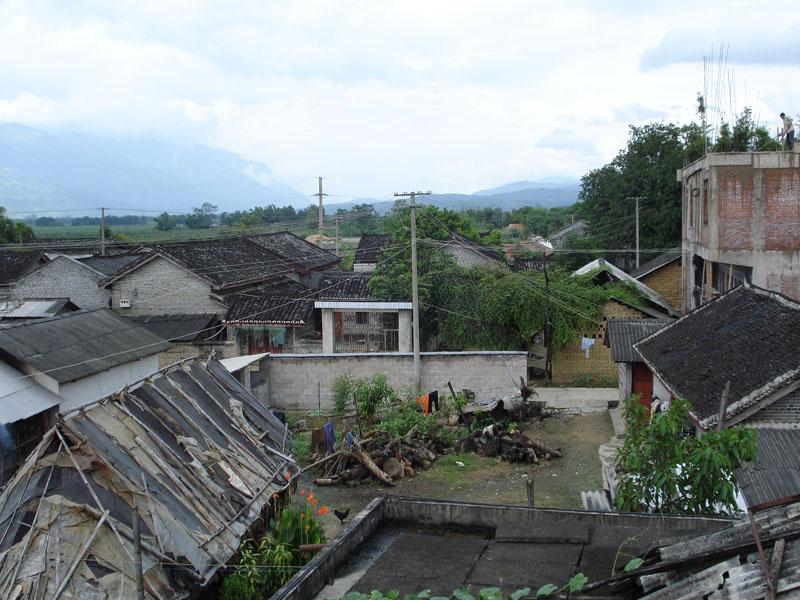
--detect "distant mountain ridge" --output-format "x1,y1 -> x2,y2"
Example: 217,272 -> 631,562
0,123 -> 307,215
0,123 -> 580,216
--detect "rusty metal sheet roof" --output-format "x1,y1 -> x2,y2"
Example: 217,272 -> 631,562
0,357 -> 297,599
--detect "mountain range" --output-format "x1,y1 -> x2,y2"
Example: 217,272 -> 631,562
0,123 -> 579,216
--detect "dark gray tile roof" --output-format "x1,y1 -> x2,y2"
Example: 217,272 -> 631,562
511,256 -> 547,272
736,427 -> 800,508
224,294 -> 313,325
355,234 -> 392,264
127,313 -> 222,342
0,250 -> 46,285
629,249 -> 681,279
0,357 -> 296,598
248,231 -> 340,271
0,309 -> 171,383
309,271 -> 372,300
635,284 -> 800,423
605,318 -> 673,362
77,254 -> 140,275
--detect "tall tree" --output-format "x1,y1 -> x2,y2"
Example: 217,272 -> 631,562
0,208 -> 35,243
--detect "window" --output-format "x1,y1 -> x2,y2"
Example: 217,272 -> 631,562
702,179 -> 709,225
355,312 -> 368,324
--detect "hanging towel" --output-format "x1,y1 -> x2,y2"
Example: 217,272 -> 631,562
581,337 -> 595,359
416,394 -> 430,416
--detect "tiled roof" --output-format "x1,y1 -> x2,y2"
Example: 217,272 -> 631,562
574,258 -> 678,316
735,427 -> 800,509
635,284 -> 800,424
511,256 -> 547,272
0,309 -> 170,383
224,294 -> 313,325
605,318 -> 673,362
77,254 -> 140,275
0,250 -> 46,285
127,313 -> 222,342
355,234 -> 392,264
0,357 -> 296,598
248,231 -> 340,271
629,249 -> 681,279
308,271 -> 372,300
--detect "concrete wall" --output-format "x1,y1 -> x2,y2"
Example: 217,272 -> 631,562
551,300 -> 645,385
109,256 -> 227,316
639,260 -> 683,314
11,256 -> 109,309
682,152 -> 800,309
59,355 -> 160,411
264,351 -> 526,410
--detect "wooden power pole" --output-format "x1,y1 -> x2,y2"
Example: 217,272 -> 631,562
316,177 -> 327,237
627,196 -> 646,269
100,207 -> 106,256
394,190 -> 431,393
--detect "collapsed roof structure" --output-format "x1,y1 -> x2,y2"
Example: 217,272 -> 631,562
0,357 -> 296,599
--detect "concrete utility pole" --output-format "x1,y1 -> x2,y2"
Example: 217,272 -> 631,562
394,190 -> 431,393
316,177 -> 328,237
627,196 -> 646,269
100,207 -> 106,256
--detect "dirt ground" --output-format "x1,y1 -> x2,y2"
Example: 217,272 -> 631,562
297,411 -> 613,537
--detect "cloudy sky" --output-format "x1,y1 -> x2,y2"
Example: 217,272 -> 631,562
2,0 -> 798,199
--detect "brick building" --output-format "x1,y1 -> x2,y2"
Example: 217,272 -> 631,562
680,151 -> 800,311
628,250 -> 683,312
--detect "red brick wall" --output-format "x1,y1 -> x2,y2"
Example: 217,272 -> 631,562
717,166 -> 754,251
763,169 -> 800,251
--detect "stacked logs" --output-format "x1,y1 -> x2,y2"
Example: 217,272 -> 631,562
310,428 -> 441,487
460,425 -> 562,464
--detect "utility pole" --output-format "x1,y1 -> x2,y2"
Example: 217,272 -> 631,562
316,177 -> 327,237
542,254 -> 552,384
394,190 -> 431,393
100,207 -> 106,256
627,196 -> 646,269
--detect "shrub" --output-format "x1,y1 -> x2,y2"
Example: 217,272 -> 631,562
353,373 -> 395,422
332,371 -> 354,415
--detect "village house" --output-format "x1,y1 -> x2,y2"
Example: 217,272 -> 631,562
9,253 -> 139,309
437,232 -> 506,268
628,249 -> 682,313
0,250 -> 48,298
545,259 -> 676,385
127,312 -> 226,367
604,318 -> 672,409
353,234 -> 392,271
0,356 -> 295,599
548,219 -> 588,248
98,232 -> 339,316
681,151 -> 800,311
0,309 -> 170,482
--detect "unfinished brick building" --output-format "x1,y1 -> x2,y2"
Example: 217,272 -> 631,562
680,151 -> 800,311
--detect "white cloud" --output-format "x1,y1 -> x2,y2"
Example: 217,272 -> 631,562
1,0 -> 799,198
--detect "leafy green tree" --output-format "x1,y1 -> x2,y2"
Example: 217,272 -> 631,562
551,233 -> 600,271
615,396 -> 757,515
154,212 -> 177,231
0,208 -> 35,243
186,202 -> 217,229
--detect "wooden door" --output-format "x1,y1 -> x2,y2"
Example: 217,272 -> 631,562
632,363 -> 653,410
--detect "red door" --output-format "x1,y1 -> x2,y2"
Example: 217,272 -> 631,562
632,363 -> 653,410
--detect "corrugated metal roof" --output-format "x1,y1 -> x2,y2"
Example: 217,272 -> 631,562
220,352 -> 269,373
605,318 -> 672,363
314,300 -> 412,310
0,362 -> 60,424
736,427 -> 800,508
0,357 -> 296,599
0,298 -> 72,319
0,309 -> 171,383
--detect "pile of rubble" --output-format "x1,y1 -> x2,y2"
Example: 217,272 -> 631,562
460,424 -> 562,464
309,427 -> 446,487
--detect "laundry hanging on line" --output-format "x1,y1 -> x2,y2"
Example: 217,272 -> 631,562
581,337 -> 595,359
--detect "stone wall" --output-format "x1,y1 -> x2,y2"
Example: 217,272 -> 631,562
263,351 -> 526,410
639,260 -> 683,313
109,256 -> 227,316
551,299 -> 645,385
11,256 -> 110,309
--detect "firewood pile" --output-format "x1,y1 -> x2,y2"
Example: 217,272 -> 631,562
460,424 -> 562,464
308,427 -> 446,487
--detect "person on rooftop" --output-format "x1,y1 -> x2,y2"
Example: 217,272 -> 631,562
780,112 -> 795,151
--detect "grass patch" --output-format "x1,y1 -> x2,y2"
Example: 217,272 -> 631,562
292,431 -> 312,463
426,453 -> 501,487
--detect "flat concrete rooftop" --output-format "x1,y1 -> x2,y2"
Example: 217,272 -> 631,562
274,497 -> 733,600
